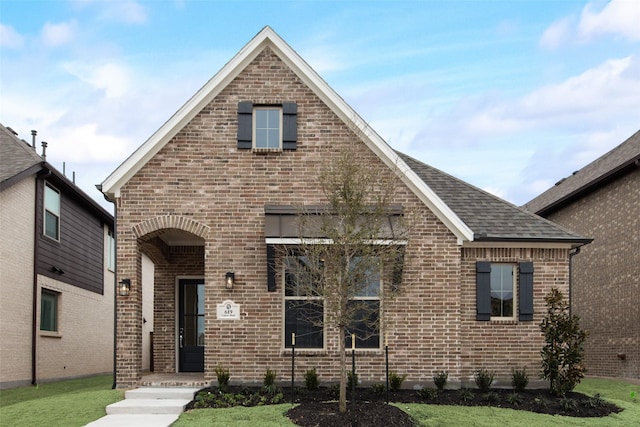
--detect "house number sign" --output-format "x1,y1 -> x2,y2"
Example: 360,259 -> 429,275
216,300 -> 240,320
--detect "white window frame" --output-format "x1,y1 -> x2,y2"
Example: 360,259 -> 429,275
40,289 -> 59,332
490,263 -> 516,320
107,229 -> 115,271
43,182 -> 61,241
252,107 -> 282,150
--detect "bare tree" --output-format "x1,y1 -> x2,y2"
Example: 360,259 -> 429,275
280,146 -> 409,413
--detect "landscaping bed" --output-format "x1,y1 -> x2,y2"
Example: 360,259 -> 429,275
186,385 -> 622,427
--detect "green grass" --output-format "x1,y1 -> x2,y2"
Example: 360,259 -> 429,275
175,378 -> 639,426
0,375 -> 123,427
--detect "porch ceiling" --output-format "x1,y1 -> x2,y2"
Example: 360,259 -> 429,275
158,229 -> 205,246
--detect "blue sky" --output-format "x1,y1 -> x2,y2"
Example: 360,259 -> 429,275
1,0 -> 639,212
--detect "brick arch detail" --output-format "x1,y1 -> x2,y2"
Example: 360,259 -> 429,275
132,215 -> 210,242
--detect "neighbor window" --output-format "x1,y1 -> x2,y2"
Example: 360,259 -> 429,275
284,255 -> 324,349
107,229 -> 115,271
40,289 -> 59,332
44,183 -> 60,240
253,107 -> 282,149
490,264 -> 515,319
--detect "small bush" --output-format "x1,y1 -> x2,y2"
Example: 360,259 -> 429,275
433,370 -> 448,390
417,386 -> 438,400
511,367 -> 529,392
473,368 -> 494,393
482,391 -> 499,403
533,396 -> 549,408
459,388 -> 473,403
389,372 -> 408,391
347,371 -> 358,389
583,393 -> 607,408
304,368 -> 319,390
560,397 -> 578,412
215,365 -> 230,391
371,383 -> 385,396
507,392 -> 523,406
262,369 -> 279,396
329,384 -> 340,399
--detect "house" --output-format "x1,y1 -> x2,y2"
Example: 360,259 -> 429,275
524,130 -> 639,380
100,27 -> 590,389
0,124 -> 115,389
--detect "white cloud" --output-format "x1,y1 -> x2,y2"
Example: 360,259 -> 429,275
41,21 -> 76,47
63,61 -> 131,98
72,0 -> 148,24
579,0 -> 640,42
539,16 -> 573,49
51,123 -> 131,163
0,23 -> 24,49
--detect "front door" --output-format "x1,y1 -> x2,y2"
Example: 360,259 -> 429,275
178,278 -> 205,372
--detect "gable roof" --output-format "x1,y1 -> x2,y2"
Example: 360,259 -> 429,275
524,130 -> 640,216
0,123 -> 44,190
398,152 -> 590,245
101,26 -> 474,243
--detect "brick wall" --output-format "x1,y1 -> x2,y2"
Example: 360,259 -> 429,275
114,46 -> 573,388
0,177 -> 36,388
547,169 -> 639,379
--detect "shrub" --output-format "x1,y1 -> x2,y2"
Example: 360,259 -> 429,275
482,391 -> 499,403
215,365 -> 230,391
507,392 -> 523,406
433,370 -> 448,390
560,397 -> 578,412
459,388 -> 473,403
511,367 -> 529,392
371,383 -> 385,396
262,369 -> 279,396
347,371 -> 358,389
417,386 -> 438,400
389,371 -> 408,391
583,393 -> 607,408
533,396 -> 549,408
473,368 -> 494,393
540,288 -> 588,396
329,384 -> 340,399
304,368 -> 319,390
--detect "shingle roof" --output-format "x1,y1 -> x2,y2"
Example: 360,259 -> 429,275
0,123 -> 43,188
397,151 -> 590,243
524,130 -> 640,215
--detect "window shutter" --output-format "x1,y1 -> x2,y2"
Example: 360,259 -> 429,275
267,244 -> 277,292
518,262 -> 534,321
476,261 -> 491,321
390,246 -> 405,292
237,101 -> 253,149
282,102 -> 297,150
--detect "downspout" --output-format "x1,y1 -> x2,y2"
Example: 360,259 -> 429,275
112,201 -> 118,389
568,244 -> 586,317
32,167 -> 50,385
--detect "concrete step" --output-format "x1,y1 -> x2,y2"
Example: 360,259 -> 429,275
106,398 -> 191,415
125,387 -> 201,400
85,414 -> 180,427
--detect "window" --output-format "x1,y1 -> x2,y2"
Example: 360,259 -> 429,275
107,229 -> 115,271
490,264 -> 515,318
284,255 -> 323,349
237,102 -> 297,150
345,257 -> 381,349
254,108 -> 282,149
476,261 -> 534,321
40,290 -> 58,332
44,183 -> 60,240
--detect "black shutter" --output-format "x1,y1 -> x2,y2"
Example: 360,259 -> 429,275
282,102 -> 297,150
518,262 -> 534,321
267,244 -> 277,292
237,101 -> 253,149
390,246 -> 405,292
476,261 -> 491,321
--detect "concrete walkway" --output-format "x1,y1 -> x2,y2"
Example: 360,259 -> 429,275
85,387 -> 201,427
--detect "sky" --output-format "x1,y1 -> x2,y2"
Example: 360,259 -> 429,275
1,0 -> 639,213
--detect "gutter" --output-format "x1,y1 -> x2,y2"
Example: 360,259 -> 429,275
568,243 -> 588,317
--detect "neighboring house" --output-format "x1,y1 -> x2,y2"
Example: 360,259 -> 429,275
0,124 -> 115,389
525,131 -> 639,380
100,27 -> 590,389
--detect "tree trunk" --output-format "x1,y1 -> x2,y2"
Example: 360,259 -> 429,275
339,326 -> 347,413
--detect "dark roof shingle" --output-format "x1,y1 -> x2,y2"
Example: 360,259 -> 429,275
0,123 -> 43,187
397,151 -> 590,243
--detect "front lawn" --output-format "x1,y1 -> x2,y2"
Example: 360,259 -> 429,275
0,375 -> 123,427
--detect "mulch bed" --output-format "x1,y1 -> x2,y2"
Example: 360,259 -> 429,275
186,385 -> 622,427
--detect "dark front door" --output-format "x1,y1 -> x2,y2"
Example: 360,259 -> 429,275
179,278 -> 205,372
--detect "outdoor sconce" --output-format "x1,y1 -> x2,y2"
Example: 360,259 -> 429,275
119,279 -> 131,297
225,272 -> 235,290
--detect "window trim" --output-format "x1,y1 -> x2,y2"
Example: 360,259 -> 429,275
106,229 -> 115,271
43,182 -> 61,241
489,263 -> 516,321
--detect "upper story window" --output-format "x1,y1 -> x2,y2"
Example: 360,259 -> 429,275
44,183 -> 60,241
254,107 -> 282,149
237,101 -> 297,151
107,229 -> 115,271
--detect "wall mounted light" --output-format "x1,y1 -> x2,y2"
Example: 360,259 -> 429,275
50,266 -> 65,275
225,272 -> 235,290
119,279 -> 131,296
